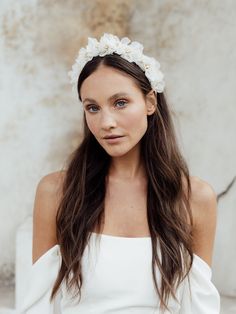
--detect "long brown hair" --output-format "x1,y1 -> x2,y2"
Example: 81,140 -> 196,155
51,53 -> 193,311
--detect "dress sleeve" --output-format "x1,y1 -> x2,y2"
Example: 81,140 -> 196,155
17,244 -> 62,314
180,253 -> 221,314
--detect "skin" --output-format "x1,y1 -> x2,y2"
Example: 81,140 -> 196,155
32,65 -> 217,270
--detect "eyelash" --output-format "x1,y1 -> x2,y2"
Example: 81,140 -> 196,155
86,100 -> 127,113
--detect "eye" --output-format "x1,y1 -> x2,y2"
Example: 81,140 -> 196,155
86,105 -> 99,113
115,100 -> 127,108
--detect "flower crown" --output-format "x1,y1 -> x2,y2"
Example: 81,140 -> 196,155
68,33 -> 165,93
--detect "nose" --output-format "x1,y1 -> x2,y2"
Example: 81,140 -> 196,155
100,110 -> 117,130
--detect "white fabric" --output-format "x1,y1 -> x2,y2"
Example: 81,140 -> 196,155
18,233 -> 220,314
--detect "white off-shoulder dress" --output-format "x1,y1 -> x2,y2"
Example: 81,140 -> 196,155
18,232 -> 220,314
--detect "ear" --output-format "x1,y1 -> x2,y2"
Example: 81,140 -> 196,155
145,89 -> 157,116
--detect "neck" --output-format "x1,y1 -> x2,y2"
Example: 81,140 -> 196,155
108,145 -> 146,181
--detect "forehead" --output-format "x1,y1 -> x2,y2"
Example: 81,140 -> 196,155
80,65 -> 141,101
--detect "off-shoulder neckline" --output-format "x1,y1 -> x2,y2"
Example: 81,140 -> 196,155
90,232 -> 212,273
32,235 -> 212,274
90,232 -> 152,239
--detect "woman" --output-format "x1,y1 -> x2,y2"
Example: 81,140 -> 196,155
19,33 -> 220,313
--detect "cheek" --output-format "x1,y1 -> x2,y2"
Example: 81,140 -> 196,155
85,115 -> 98,135
125,107 -> 148,134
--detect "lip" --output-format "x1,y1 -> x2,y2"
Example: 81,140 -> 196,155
103,135 -> 124,139
103,135 -> 125,144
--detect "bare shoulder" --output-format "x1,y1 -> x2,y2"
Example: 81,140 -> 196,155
189,175 -> 217,224
32,170 -> 66,264
189,175 -> 218,267
37,170 -> 66,195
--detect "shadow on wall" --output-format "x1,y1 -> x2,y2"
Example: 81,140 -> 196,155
213,175 -> 236,297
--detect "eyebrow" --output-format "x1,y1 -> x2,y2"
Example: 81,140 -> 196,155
82,92 -> 130,104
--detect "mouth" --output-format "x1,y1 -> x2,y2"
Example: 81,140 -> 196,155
103,135 -> 124,139
103,135 -> 125,143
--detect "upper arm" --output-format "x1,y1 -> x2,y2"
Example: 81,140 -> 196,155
190,176 -> 218,268
32,171 -> 65,264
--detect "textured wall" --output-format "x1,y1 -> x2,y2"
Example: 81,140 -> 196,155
0,0 -> 134,285
129,0 -> 236,295
0,0 -> 236,295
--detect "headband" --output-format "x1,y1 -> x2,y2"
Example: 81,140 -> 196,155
68,33 -> 165,93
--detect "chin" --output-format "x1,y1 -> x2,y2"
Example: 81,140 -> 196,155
102,146 -> 135,158
97,138 -> 140,157
106,152 -> 128,157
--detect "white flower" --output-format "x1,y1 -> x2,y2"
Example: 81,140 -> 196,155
153,80 -> 165,93
120,36 -> 131,45
86,37 -> 100,57
68,33 -> 165,93
98,33 -> 120,56
130,41 -> 144,54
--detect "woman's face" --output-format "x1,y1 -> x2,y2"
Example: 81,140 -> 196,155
80,65 -> 156,157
